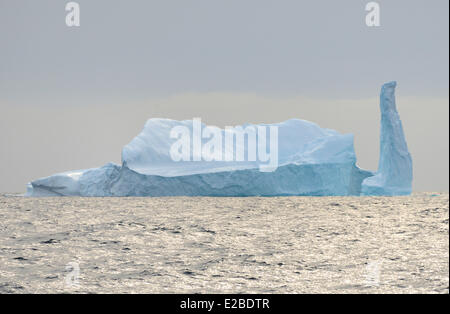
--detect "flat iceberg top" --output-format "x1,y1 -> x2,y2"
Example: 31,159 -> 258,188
121,118 -> 356,176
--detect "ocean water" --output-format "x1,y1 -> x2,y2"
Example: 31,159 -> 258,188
0,192 -> 448,294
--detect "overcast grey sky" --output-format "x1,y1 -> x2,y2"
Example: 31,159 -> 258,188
0,0 -> 448,192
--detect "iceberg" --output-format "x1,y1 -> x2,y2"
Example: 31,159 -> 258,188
26,82 -> 412,197
361,81 -> 413,195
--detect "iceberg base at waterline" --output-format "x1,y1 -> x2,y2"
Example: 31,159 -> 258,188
26,82 -> 412,197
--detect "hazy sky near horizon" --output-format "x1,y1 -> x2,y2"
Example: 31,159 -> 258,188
0,0 -> 448,192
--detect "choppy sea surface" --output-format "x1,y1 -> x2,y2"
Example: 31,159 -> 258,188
0,192 -> 448,294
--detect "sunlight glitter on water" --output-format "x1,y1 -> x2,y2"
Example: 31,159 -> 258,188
0,192 -> 448,293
